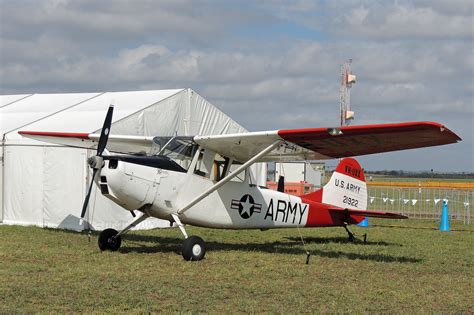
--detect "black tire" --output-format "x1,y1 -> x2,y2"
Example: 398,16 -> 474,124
98,228 -> 122,251
182,236 -> 206,261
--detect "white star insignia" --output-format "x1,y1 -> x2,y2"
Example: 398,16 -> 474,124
240,197 -> 253,216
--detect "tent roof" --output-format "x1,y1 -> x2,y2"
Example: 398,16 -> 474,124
14,89 -> 183,134
1,89 -> 184,136
2,88 -> 250,149
1,92 -> 101,135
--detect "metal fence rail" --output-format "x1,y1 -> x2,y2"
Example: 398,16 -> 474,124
367,186 -> 472,224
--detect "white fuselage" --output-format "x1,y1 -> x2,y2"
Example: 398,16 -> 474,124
99,158 -> 310,229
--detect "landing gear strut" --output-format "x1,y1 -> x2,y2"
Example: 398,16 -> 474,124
343,224 -> 355,242
343,224 -> 367,243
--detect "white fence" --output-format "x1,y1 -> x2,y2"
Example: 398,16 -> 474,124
367,186 -> 472,224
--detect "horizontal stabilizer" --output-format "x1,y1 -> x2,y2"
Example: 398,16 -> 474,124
329,208 -> 408,219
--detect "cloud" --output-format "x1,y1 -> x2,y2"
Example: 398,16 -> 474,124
338,3 -> 472,39
1,0 -> 241,42
263,1 -> 473,40
0,0 -> 472,171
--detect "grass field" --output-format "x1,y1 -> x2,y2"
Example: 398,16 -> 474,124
1,221 -> 473,313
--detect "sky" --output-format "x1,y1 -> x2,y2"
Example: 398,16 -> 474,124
0,0 -> 473,172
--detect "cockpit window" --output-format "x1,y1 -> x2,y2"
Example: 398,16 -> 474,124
152,136 -> 198,170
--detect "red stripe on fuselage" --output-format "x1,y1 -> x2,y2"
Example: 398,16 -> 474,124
303,200 -> 364,227
302,189 -> 322,226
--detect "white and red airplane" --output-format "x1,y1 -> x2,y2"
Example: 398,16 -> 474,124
19,105 -> 461,261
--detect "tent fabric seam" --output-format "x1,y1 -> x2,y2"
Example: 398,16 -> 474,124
3,92 -> 106,135
0,94 -> 34,109
91,89 -> 185,134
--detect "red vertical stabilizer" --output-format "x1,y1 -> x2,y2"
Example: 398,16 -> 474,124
302,158 -> 368,227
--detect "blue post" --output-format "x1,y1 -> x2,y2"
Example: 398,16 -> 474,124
358,217 -> 369,227
439,200 -> 450,232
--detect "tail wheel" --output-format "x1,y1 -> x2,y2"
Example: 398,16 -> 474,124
98,228 -> 122,251
182,236 -> 206,261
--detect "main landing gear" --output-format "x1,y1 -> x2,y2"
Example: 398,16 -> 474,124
97,212 -> 206,261
171,214 -> 206,261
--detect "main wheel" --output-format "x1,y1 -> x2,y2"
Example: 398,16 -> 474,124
182,236 -> 206,261
98,228 -> 122,251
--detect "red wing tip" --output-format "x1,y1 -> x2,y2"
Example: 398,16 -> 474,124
279,121 -> 460,138
18,131 -> 90,139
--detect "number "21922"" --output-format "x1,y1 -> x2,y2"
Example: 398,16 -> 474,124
343,195 -> 358,207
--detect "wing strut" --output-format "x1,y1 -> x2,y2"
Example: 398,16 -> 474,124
177,140 -> 282,215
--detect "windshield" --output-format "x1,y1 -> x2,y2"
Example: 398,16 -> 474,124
152,136 -> 198,170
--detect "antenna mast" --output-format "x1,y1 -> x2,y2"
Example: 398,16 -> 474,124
340,59 -> 356,126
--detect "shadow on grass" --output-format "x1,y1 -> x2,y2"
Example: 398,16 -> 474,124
285,236 -> 401,247
120,234 -> 420,263
310,249 -> 421,263
44,227 -> 100,236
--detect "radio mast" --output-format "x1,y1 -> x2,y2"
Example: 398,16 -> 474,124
340,59 -> 356,126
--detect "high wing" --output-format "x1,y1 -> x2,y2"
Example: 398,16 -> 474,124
18,131 -> 155,154
19,121 -> 460,162
194,121 -> 461,162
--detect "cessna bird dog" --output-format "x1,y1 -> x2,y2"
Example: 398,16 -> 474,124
19,105 -> 461,261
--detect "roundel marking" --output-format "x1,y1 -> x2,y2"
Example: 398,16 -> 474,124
231,194 -> 262,219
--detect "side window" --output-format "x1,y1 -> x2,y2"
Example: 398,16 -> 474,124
194,149 -> 215,178
212,155 -> 229,181
193,151 -> 245,183
229,160 -> 246,183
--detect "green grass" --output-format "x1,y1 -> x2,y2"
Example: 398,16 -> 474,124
1,221 -> 473,313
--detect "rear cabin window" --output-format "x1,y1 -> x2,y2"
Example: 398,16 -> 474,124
193,151 -> 244,183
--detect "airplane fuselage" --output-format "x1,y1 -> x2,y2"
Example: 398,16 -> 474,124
99,157 -> 364,229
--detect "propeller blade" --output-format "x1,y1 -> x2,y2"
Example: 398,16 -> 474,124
80,168 -> 98,220
96,105 -> 114,156
277,176 -> 285,192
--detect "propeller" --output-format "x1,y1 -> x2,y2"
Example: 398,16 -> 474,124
80,105 -> 114,222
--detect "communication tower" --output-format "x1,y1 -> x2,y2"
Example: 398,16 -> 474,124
340,59 -> 356,126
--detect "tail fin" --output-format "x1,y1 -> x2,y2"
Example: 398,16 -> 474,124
303,158 -> 367,211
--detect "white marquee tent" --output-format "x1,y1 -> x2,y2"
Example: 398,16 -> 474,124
1,88 -> 265,231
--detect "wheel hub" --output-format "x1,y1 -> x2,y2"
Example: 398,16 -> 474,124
192,244 -> 202,256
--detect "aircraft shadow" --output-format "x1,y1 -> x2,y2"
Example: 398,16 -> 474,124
284,236 -> 400,247
120,234 -> 420,263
